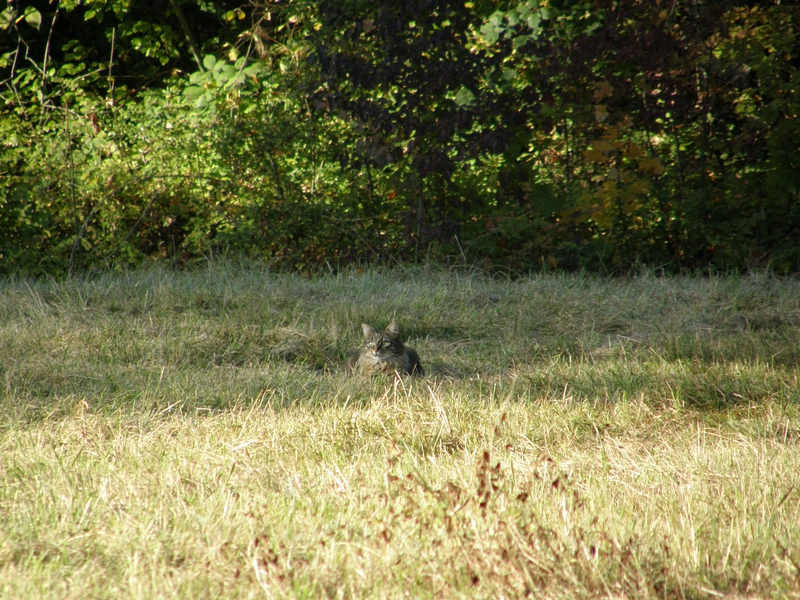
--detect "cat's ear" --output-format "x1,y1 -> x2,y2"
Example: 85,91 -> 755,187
361,323 -> 375,338
385,321 -> 400,337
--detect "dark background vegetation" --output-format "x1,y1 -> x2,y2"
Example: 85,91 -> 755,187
1,0 -> 799,275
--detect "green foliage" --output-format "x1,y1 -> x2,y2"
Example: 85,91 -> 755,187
1,0 -> 799,274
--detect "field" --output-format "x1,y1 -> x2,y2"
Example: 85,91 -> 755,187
1,265 -> 799,599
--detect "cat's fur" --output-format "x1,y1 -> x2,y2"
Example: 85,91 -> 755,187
346,322 -> 424,377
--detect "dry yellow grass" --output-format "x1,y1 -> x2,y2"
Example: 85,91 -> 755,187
1,265 -> 799,598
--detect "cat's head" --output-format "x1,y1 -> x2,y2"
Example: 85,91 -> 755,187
360,322 -> 404,359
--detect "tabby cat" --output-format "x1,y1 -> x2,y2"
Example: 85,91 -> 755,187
346,322 -> 424,377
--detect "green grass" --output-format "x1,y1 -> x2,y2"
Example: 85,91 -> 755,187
1,264 -> 799,598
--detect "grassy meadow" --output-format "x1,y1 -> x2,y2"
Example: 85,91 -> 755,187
1,264 -> 799,599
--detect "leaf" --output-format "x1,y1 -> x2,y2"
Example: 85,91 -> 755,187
23,7 -> 42,30
203,55 -> 217,70
622,144 -> 645,159
242,63 -> 264,78
454,86 -> 475,107
0,8 -> 14,30
638,157 -> 665,175
583,148 -> 609,163
591,140 -> 615,152
184,86 -> 206,100
480,11 -> 506,45
512,34 -> 533,50
593,81 -> 614,100
480,21 -> 500,45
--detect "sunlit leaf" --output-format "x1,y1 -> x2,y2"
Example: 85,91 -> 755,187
23,7 -> 42,29
0,8 -> 14,30
203,55 -> 217,70
454,86 -> 475,107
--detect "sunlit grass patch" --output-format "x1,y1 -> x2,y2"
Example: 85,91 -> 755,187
1,265 -> 799,598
